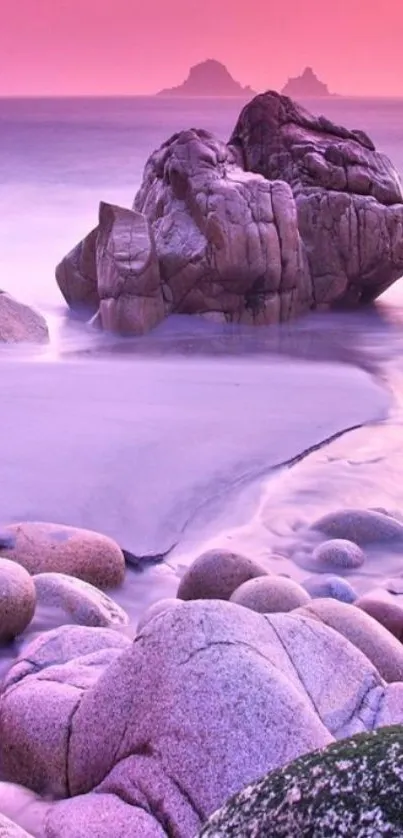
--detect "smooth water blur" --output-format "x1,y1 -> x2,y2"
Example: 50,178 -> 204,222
1,94 -> 403,640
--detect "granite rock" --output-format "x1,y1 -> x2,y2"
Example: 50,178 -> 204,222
198,726 -> 403,837
0,522 -> 125,589
0,559 -> 36,642
0,292 -> 48,344
33,572 -> 129,629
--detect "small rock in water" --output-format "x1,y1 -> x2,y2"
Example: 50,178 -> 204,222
0,559 -> 36,643
311,538 -> 365,572
177,549 -> 267,601
0,522 -> 125,590
230,576 -> 310,614
310,507 -> 403,546
302,574 -> 357,603
198,727 -> 403,837
33,573 -> 129,629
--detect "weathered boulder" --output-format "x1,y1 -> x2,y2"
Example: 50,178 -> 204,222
55,228 -> 99,313
56,92 -> 403,335
55,203 -> 165,335
134,128 -> 312,325
230,91 -> 403,305
33,572 -> 129,629
3,601 -> 403,833
0,522 -> 125,590
0,559 -> 36,642
96,202 -> 165,335
0,625 -> 130,797
295,598 -> 403,682
0,292 -> 48,344
356,590 -> 403,642
198,727 -> 403,837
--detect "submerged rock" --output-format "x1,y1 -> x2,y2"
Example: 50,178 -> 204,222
0,522 -> 125,590
302,574 -> 358,603
0,292 -> 48,344
198,726 -> 403,837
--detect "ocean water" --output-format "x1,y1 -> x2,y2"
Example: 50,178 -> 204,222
1,95 -> 403,636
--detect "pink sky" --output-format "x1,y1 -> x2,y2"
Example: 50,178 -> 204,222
2,0 -> 402,96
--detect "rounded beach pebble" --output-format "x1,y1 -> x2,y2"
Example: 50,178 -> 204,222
311,538 -> 365,572
309,507 -> 403,545
177,549 -> 267,601
0,522 -> 125,589
230,576 -> 310,614
302,574 -> 357,603
294,598 -> 403,682
137,598 -> 180,633
33,573 -> 129,629
198,727 -> 403,837
0,558 -> 36,642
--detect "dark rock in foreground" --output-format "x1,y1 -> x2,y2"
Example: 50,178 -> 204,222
56,91 -> 403,336
198,726 -> 403,837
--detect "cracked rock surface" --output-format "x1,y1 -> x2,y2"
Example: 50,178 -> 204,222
55,91 -> 403,335
2,602 -> 403,837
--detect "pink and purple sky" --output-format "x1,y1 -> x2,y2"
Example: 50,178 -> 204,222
2,0 -> 402,97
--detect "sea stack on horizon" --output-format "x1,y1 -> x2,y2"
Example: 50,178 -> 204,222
156,59 -> 255,97
282,66 -> 332,98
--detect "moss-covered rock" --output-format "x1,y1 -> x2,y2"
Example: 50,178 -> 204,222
198,726 -> 403,837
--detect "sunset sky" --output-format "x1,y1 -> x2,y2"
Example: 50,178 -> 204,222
2,0 -> 402,97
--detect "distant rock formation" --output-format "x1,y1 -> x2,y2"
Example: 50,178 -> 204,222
282,67 -> 331,98
157,59 -> 255,98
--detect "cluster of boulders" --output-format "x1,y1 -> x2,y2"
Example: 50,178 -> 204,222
0,522 -> 128,642
1,506 -> 403,835
55,91 -> 403,336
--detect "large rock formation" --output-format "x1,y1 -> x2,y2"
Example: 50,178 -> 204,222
56,91 -> 403,335
156,59 -> 255,98
282,66 -> 331,98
